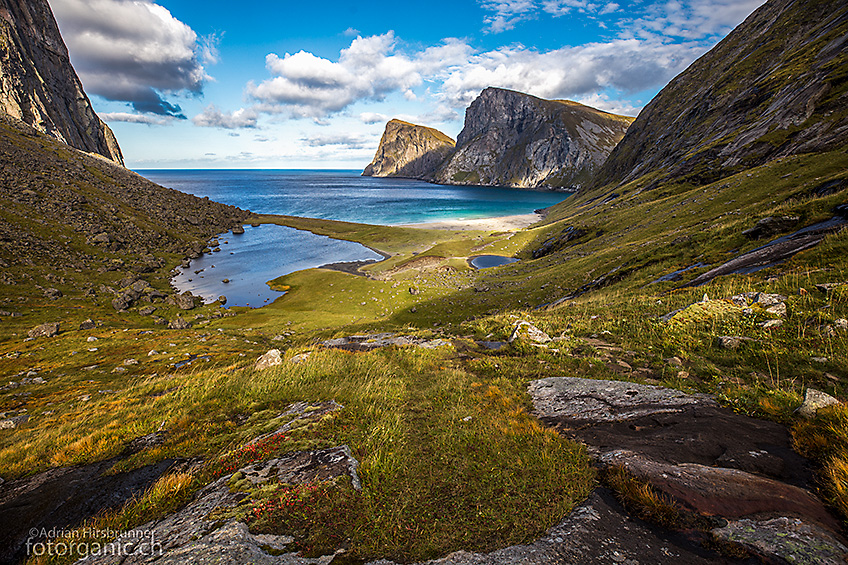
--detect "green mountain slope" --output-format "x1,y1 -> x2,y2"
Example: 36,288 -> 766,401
587,0 -> 848,195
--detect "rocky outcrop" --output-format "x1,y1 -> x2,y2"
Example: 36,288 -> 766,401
0,0 -> 124,164
529,376 -> 847,563
434,88 -> 633,190
588,0 -> 848,193
363,120 -> 455,180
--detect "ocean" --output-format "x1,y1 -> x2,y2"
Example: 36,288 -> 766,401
137,170 -> 569,306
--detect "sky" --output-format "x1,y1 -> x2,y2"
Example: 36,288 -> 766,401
49,0 -> 767,169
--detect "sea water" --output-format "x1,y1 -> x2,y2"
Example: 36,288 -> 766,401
138,170 -> 569,307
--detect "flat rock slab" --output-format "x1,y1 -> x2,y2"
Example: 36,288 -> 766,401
529,377 -> 814,486
600,450 -> 839,532
369,489 -> 732,565
713,517 -> 848,565
529,377 -> 716,424
76,446 -> 360,564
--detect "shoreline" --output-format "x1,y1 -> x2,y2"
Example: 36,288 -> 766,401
396,212 -> 543,232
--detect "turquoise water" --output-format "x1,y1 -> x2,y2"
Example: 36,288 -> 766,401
138,169 -> 569,307
137,169 -> 569,225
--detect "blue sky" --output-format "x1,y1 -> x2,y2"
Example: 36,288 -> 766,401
50,0 -> 766,169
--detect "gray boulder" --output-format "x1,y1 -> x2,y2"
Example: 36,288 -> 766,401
797,388 -> 840,419
28,322 -> 60,339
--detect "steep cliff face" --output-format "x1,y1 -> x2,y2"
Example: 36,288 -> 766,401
363,120 -> 456,180
588,0 -> 848,193
434,88 -> 633,189
0,0 -> 124,165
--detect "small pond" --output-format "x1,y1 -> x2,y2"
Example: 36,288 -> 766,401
470,255 -> 520,269
171,224 -> 383,307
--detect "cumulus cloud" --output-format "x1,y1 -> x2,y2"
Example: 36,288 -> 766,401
247,33 -> 472,118
51,0 -> 211,117
192,105 -> 258,129
479,0 -> 537,33
100,112 -> 169,125
359,112 -> 389,124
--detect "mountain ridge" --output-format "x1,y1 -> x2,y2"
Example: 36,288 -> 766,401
362,119 -> 456,180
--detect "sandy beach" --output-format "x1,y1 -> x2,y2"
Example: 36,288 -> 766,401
398,212 -> 543,231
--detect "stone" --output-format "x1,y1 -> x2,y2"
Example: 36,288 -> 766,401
168,316 -> 191,330
509,320 -> 551,343
43,287 -> 62,299
217,295 -> 227,305
765,302 -> 787,317
78,318 -> 96,330
716,335 -> 750,350
742,216 -> 800,239
27,322 -> 59,339
174,293 -> 196,310
797,388 -> 840,419
409,286 -> 420,295
139,306 -> 157,316
255,349 -> 283,370
232,225 -> 245,234
761,319 -> 783,329
290,352 -> 311,364
755,293 -> 787,307
712,517 -> 848,565
111,295 -> 132,311
0,414 -> 28,429
835,318 -> 848,330
87,336 -> 97,342
529,377 -> 715,424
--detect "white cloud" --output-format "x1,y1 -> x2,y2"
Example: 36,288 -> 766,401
479,0 -> 537,32
100,112 -> 169,125
302,133 -> 374,149
343,27 -> 361,37
359,112 -> 389,124
629,0 -> 767,41
51,0 -> 210,117
192,105 -> 258,129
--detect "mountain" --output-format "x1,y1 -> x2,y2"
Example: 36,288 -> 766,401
0,0 -> 124,165
434,88 -> 633,189
588,0 -> 848,193
362,119 -> 456,180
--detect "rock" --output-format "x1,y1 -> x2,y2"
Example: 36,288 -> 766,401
123,358 -> 138,366
816,283 -> 843,293
761,319 -> 783,329
255,349 -> 283,370
138,306 -> 157,316
290,352 -> 311,364
222,278 -> 229,284
77,445 -> 360,565
797,388 -> 840,419
217,295 -> 227,305
712,517 -> 848,565
27,322 -> 59,338
111,295 -> 132,311
765,302 -> 787,317
742,216 -> 800,239
168,316 -> 191,330
716,335 -> 753,350
755,293 -> 787,307
43,287 -> 62,299
173,293 -> 196,310
600,449 -> 839,530
86,336 -> 97,342
509,320 -> 551,343
409,286 -> 420,295
433,87 -> 633,189
0,0 -> 124,164
232,225 -> 245,234
835,318 -> 848,330
362,119 -> 456,180
0,414 -> 28,429
529,377 -> 715,424
78,318 -> 96,330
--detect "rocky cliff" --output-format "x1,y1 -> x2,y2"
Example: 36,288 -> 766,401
363,119 -> 456,180
0,0 -> 124,165
588,0 -> 848,193
434,88 -> 633,190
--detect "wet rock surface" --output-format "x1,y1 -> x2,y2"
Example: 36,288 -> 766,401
528,376 -> 846,563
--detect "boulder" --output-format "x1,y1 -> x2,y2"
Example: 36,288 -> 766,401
509,320 -> 551,343
28,322 -> 60,339
797,388 -> 840,419
232,225 -> 245,234
111,295 -> 132,311
0,414 -> 29,429
712,517 -> 848,565
765,302 -> 788,317
174,293 -> 196,310
78,318 -> 96,330
43,287 -> 62,299
168,316 -> 191,330
255,349 -> 283,370
755,293 -> 787,307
